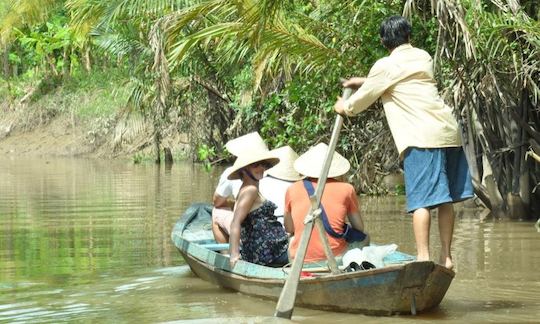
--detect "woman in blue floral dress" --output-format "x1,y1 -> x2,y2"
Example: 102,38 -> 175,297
227,149 -> 289,268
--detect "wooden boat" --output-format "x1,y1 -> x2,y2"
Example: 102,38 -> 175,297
171,203 -> 455,316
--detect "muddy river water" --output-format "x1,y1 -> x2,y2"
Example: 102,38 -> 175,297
1,158 -> 539,323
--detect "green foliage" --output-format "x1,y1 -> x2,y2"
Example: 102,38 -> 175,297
394,184 -> 406,196
12,13 -> 79,76
2,0 -> 536,201
132,152 -> 156,164
197,144 -> 216,171
62,68 -> 129,119
0,0 -> 428,193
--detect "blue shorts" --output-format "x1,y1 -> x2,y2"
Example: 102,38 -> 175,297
403,147 -> 473,213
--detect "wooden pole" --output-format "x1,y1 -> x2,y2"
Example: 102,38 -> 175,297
274,87 -> 352,319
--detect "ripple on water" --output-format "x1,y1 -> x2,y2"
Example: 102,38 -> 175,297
1,158 -> 539,322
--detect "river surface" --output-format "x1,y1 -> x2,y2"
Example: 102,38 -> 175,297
0,157 -> 539,323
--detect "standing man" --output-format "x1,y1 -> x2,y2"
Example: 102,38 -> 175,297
334,15 -> 473,269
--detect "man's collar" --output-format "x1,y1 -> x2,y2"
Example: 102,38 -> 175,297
390,43 -> 413,55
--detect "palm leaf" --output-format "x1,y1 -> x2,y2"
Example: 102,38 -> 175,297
167,22 -> 243,67
67,0 -> 194,39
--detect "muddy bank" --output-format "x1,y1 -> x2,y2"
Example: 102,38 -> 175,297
0,110 -> 189,160
0,116 -> 93,157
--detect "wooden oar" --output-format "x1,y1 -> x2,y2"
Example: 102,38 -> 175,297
314,211 -> 339,273
274,86 -> 352,319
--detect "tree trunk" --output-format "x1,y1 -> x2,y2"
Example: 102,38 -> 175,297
460,112 -> 493,209
62,46 -> 71,79
507,193 -> 526,220
46,54 -> 58,76
13,45 -> 21,76
482,154 -> 506,218
164,147 -> 173,165
84,47 -> 91,72
154,128 -> 161,164
2,47 -> 10,77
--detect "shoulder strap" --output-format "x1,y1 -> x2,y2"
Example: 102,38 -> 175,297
302,179 -> 344,239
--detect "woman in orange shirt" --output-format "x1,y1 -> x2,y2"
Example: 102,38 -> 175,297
284,143 -> 367,262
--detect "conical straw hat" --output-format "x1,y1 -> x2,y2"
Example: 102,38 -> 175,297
294,143 -> 350,178
266,146 -> 304,181
227,148 -> 280,180
225,132 -> 268,157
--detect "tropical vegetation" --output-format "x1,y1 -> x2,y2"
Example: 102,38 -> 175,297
1,0 -> 538,219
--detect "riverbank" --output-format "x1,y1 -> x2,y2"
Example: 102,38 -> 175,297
0,70 -> 189,161
0,113 -> 92,157
0,111 -> 189,160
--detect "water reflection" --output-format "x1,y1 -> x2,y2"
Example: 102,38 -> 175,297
0,158 -> 539,322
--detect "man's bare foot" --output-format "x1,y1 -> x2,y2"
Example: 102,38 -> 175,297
439,256 -> 454,270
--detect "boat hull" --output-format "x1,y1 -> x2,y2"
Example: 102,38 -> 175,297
178,248 -> 453,315
172,203 -> 454,315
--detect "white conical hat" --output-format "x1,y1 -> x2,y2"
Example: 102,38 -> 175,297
265,146 -> 304,181
225,132 -> 268,157
294,143 -> 350,178
227,148 -> 280,180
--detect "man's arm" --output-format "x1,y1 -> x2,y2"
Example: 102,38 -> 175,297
343,77 -> 366,89
334,61 -> 391,116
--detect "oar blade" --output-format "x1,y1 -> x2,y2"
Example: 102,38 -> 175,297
274,217 -> 314,318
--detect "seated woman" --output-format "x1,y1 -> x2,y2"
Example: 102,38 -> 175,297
284,143 -> 367,263
212,132 -> 268,244
228,149 -> 289,268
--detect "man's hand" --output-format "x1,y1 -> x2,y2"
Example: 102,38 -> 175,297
335,77 -> 365,115
342,77 -> 366,89
334,96 -> 347,115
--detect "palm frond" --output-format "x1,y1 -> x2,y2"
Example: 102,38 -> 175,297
161,0 -> 232,39
93,32 -> 137,57
405,0 -> 476,60
67,0 -> 194,39
66,0 -> 106,38
126,76 -> 154,111
162,0 -> 335,87
167,22 -> 243,68
238,0 -> 291,44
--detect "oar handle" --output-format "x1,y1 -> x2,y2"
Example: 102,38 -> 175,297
312,87 -> 352,198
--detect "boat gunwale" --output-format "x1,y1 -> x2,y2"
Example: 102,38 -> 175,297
174,233 -> 455,283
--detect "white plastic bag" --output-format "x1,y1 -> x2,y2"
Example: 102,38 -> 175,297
342,244 -> 398,269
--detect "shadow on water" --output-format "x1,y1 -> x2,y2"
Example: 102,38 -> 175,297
1,157 -> 539,323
